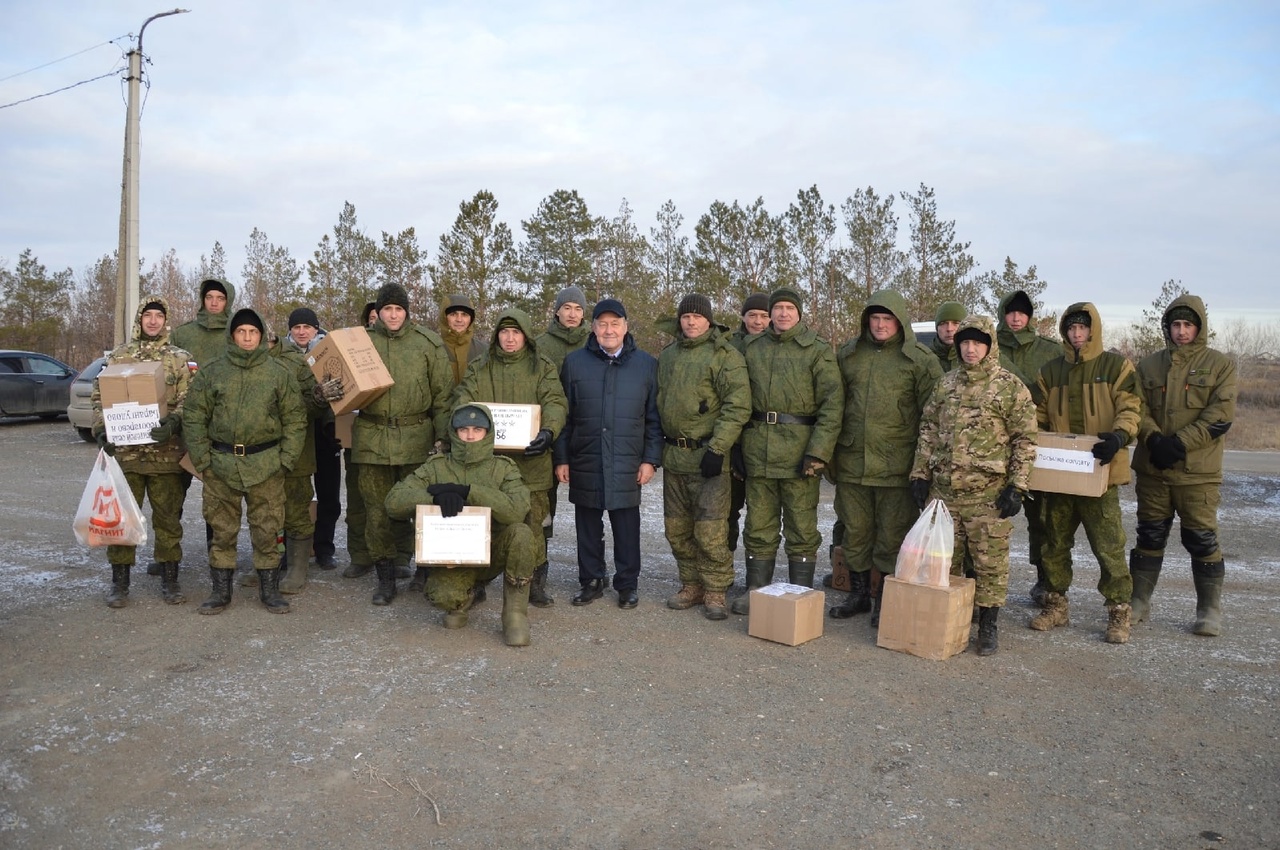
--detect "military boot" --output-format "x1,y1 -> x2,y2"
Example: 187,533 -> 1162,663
529,563 -> 555,607
1105,602 -> 1131,644
371,559 -> 397,606
159,562 -> 185,605
1029,564 -> 1049,608
829,569 -> 871,619
106,564 -> 130,609
788,556 -> 816,589
1029,592 -> 1069,631
703,590 -> 728,621
279,534 -> 311,595
502,580 -> 531,647
198,567 -> 234,615
666,584 -> 705,610
868,569 -> 885,628
730,556 -> 776,615
146,561 -> 162,577
342,561 -> 373,579
408,566 -> 430,594
443,589 -> 474,629
976,606 -> 999,656
1191,558 -> 1225,637
258,568 -> 291,613
1128,550 -> 1162,624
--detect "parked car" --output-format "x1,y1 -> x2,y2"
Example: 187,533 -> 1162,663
911,321 -> 938,348
66,356 -> 109,442
0,350 -> 78,422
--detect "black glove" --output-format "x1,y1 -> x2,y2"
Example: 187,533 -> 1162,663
149,414 -> 180,443
910,478 -> 930,510
427,483 -> 470,518
1207,421 -> 1231,439
730,445 -> 746,480
996,485 -> 1023,519
95,430 -> 116,458
801,455 -> 825,477
700,448 -> 724,478
313,377 -> 344,404
1091,431 -> 1124,465
524,429 -> 554,457
1147,434 -> 1185,470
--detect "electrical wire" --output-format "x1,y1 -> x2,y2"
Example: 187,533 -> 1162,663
0,67 -> 126,110
0,35 -> 129,83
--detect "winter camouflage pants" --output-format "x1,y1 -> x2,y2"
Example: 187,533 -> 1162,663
283,474 -> 316,537
107,470 -> 186,567
664,470 -> 735,592
1134,476 -> 1222,562
202,472 -> 285,571
943,493 -> 1012,607
744,476 -> 821,559
1040,486 -> 1132,605
1025,490 -> 1048,567
343,450 -> 369,567
525,488 -> 551,567
835,482 -> 919,575
357,463 -> 418,565
424,522 -> 536,611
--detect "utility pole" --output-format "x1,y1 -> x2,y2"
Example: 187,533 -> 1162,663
113,8 -> 189,348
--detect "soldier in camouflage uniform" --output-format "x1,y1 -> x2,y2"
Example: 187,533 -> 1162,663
1130,294 -> 1236,636
657,294 -> 751,620
184,308 -> 307,615
386,403 -> 538,646
930,301 -> 966,372
1030,303 -> 1141,643
731,287 -> 843,615
536,285 -> 591,549
911,315 -> 1037,655
828,290 -> 942,626
726,293 -> 770,555
341,302 -> 379,579
453,307 -> 568,607
91,296 -> 192,607
440,294 -> 486,388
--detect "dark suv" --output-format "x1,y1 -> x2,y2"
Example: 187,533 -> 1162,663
0,350 -> 77,420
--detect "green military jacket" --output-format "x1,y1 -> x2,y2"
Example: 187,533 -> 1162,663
996,290 -> 1060,404
657,323 -> 751,475
912,315 -> 1037,499
351,320 -> 453,467
183,309 -> 306,490
453,308 -> 568,491
1132,294 -> 1237,485
834,290 -> 943,487
741,319 -> 843,479
91,295 -> 192,473
273,334 -> 328,478
170,278 -> 236,368
535,319 -> 590,369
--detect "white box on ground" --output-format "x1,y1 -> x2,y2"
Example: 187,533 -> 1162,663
102,402 -> 162,445
415,505 -> 491,566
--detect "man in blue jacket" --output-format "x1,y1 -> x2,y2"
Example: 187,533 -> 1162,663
554,298 -> 662,609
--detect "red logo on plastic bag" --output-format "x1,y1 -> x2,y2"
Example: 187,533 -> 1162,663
89,486 -> 123,529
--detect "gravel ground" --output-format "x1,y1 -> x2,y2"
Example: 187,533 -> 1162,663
1,417 -> 1278,849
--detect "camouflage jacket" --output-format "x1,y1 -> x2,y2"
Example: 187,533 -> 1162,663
170,278 -> 236,368
912,315 -> 1037,499
272,334 -> 328,478
535,320 -> 590,369
91,295 -> 192,473
351,321 -> 454,467
657,323 -> 751,475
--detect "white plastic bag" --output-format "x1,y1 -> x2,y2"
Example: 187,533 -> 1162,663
893,498 -> 954,587
73,449 -> 149,548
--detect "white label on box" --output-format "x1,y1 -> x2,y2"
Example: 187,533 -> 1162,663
416,506 -> 491,564
758,582 -> 813,596
102,402 -> 161,445
1034,446 -> 1097,474
487,404 -> 538,450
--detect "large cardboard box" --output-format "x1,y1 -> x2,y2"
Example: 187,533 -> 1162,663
98,361 -> 167,445
748,582 -> 824,646
415,505 -> 491,566
876,576 -> 975,661
306,327 -> 394,415
485,403 -> 542,451
1028,432 -> 1110,497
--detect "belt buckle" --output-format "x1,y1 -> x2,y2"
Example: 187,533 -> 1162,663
233,444 -> 247,457
766,411 -> 778,425
678,437 -> 690,448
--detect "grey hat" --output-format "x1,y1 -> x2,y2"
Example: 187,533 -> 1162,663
555,286 -> 587,312
451,404 -> 492,431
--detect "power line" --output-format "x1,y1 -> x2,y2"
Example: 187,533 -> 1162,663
0,35 -> 129,84
0,67 -> 126,111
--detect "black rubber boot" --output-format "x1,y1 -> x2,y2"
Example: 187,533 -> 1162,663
829,570 -> 872,619
106,564 -> 130,609
730,556 -> 776,615
198,568 -> 234,615
787,556 -> 816,589
1191,558 -> 1224,637
976,606 -> 999,656
258,568 -> 291,613
529,563 -> 554,607
159,562 -> 185,605
146,561 -> 162,577
408,566 -> 429,594
371,559 -> 397,606
1129,550 -> 1162,624
868,569 -> 885,628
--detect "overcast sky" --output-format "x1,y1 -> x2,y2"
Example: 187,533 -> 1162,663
2,1 -> 1277,319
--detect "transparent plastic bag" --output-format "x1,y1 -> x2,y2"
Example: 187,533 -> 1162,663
893,498 -> 954,587
72,449 -> 149,548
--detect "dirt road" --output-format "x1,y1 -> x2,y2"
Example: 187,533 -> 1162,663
1,417 -> 1277,849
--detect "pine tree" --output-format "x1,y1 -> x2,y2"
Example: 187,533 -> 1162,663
429,191 -> 518,326
514,189 -> 598,316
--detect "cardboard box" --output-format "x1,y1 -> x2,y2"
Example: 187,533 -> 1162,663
1028,432 -> 1109,497
415,505 -> 491,566
748,582 -> 825,646
829,545 -> 851,592
484,403 -> 542,451
306,327 -> 394,415
178,452 -> 201,480
98,361 -> 167,445
334,411 -> 355,448
876,576 -> 975,661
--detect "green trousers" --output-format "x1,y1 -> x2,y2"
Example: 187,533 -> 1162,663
107,470 -> 186,566
425,523 -> 537,611
1040,486 -> 1132,605
835,482 -> 918,575
202,472 -> 285,571
743,476 -> 821,559
664,470 -> 734,592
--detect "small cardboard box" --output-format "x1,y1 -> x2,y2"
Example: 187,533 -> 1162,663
748,582 -> 825,646
876,576 -> 975,661
415,505 -> 491,566
306,327 -> 394,415
334,411 -> 356,448
98,361 -> 167,445
1028,432 -> 1109,497
829,545 -> 851,592
179,452 -> 201,480
484,403 -> 542,451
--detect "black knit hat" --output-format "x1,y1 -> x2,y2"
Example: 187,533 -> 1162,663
361,301 -> 378,325
1004,291 -> 1034,318
230,308 -> 264,334
769,287 -> 803,316
141,300 -> 166,317
1063,310 -> 1091,329
201,279 -> 227,298
677,293 -> 715,324
954,326 -> 992,348
288,307 -> 319,330
375,283 -> 410,313
742,292 -> 770,315
1166,306 -> 1201,329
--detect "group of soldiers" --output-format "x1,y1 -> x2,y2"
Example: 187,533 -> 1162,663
90,278 -> 1236,655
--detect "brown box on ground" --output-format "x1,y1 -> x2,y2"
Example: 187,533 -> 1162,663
829,545 -> 851,592
334,411 -> 355,448
415,505 -> 491,566
876,576 -> 976,661
485,403 -> 542,451
748,583 -> 825,646
1027,432 -> 1109,497
306,327 -> 394,415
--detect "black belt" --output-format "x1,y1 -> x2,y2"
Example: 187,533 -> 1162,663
211,439 -> 280,457
359,411 -> 429,427
664,436 -> 708,448
751,411 -> 817,426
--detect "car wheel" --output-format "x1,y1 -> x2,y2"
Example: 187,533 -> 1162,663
77,427 -> 95,443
